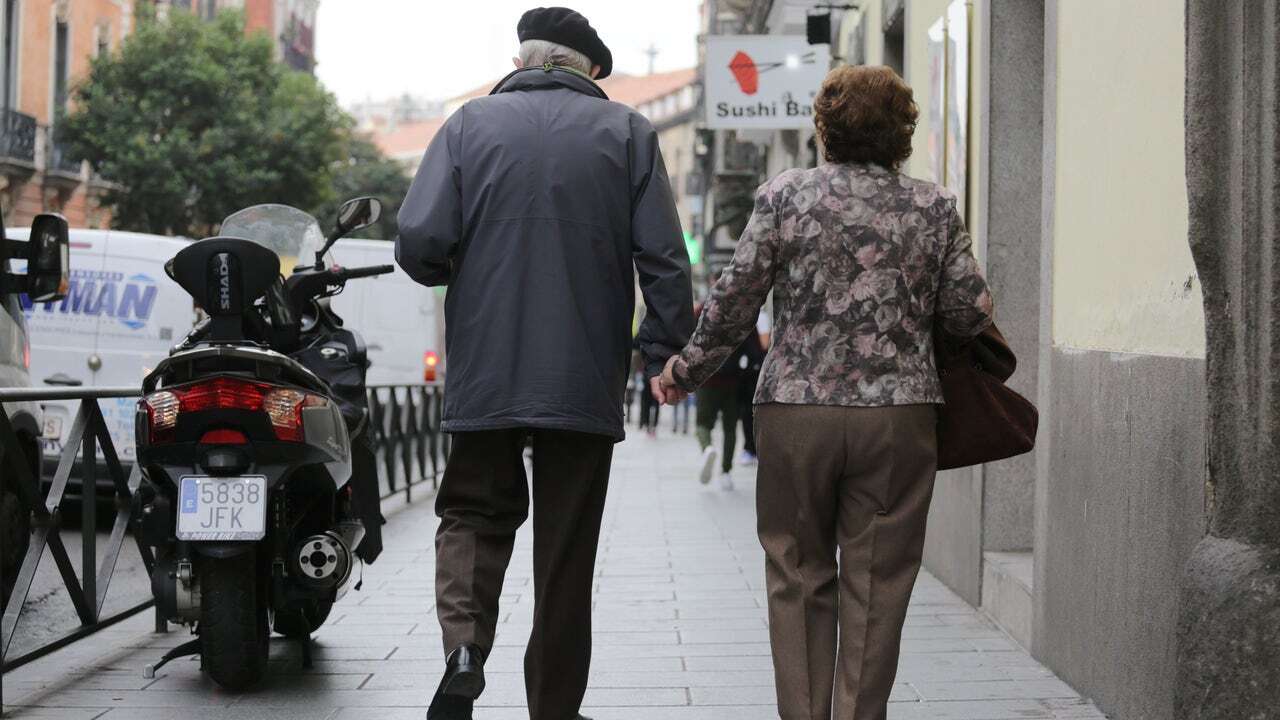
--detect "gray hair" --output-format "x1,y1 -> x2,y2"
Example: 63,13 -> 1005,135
518,39 -> 594,75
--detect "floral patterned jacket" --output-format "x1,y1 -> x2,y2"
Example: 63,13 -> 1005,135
672,162 -> 994,406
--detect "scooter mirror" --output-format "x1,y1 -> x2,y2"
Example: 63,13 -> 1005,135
24,213 -> 70,303
336,197 -> 382,236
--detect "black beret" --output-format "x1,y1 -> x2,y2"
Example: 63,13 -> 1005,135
517,6 -> 613,80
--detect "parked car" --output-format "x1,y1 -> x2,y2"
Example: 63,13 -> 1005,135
1,212 -> 70,604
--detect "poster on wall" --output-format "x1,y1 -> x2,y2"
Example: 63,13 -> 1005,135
926,0 -> 971,218
704,36 -> 831,130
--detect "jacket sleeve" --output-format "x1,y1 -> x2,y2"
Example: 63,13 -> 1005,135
395,112 -> 463,287
672,178 -> 782,392
630,114 -> 695,378
937,200 -> 995,337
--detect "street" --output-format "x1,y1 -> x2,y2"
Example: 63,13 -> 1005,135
1,430 -> 1105,719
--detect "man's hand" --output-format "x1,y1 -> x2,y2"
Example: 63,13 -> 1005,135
649,355 -> 687,406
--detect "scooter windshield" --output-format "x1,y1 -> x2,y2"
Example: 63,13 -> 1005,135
220,204 -> 326,274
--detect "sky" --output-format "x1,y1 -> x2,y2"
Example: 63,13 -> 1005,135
315,1 -> 702,107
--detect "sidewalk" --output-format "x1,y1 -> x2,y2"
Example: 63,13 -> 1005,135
2,429 -> 1107,719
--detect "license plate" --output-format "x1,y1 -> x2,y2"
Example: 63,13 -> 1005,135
176,476 -> 268,541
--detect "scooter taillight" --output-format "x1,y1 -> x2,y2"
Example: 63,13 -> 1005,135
140,377 -> 327,445
199,429 -> 249,445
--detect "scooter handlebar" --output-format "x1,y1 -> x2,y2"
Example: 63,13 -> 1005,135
334,264 -> 395,281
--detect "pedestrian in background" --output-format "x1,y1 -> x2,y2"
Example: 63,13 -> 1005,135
635,336 -> 661,436
395,7 -> 693,720
735,318 -> 767,465
692,314 -> 756,489
659,65 -> 993,720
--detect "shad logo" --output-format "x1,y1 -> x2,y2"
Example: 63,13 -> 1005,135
21,270 -> 159,330
216,254 -> 233,311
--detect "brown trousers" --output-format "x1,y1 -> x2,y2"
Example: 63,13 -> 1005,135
754,404 -> 938,720
434,428 -> 614,720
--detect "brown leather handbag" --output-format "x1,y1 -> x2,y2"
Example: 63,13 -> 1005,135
934,323 -> 1039,470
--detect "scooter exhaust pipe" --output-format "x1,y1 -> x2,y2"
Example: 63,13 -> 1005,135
293,520 -> 365,598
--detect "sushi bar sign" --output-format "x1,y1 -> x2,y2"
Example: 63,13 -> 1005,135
705,35 -> 831,130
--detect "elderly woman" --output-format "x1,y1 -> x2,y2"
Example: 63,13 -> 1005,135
661,66 -> 994,720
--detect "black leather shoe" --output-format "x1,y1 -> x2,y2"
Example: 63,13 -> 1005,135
445,638 -> 483,696
426,645 -> 486,720
441,644 -> 486,697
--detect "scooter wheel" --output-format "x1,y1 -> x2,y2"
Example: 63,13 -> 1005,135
199,551 -> 268,690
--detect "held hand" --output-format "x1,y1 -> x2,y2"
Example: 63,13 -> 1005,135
650,375 -> 687,406
650,356 -> 688,406
661,355 -> 680,390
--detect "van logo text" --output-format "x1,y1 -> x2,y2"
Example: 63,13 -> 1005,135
20,270 -> 158,330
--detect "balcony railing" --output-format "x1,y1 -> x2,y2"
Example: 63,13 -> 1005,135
0,109 -> 36,167
44,125 -> 82,180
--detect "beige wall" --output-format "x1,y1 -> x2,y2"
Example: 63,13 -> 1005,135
1051,0 -> 1203,357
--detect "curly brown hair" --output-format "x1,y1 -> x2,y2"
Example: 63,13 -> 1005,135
813,65 -> 919,170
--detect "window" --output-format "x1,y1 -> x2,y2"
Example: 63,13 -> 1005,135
3,0 -> 18,110
53,18 -> 68,119
96,23 -> 110,58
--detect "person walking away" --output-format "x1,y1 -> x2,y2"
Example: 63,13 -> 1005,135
658,65 -> 993,720
693,326 -> 754,489
395,8 -> 694,720
735,321 -> 767,465
635,336 -> 661,436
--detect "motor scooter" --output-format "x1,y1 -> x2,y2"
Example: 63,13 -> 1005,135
133,198 -> 391,689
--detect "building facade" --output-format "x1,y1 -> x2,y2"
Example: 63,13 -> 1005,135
695,1 -> 1274,717
153,0 -> 318,72
0,0 -> 132,229
0,0 -> 321,228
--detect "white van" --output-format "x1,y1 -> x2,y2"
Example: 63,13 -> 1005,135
12,228 -> 197,466
327,238 -> 445,385
18,232 -> 444,469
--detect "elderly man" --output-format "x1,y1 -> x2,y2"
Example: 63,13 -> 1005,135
395,7 -> 693,720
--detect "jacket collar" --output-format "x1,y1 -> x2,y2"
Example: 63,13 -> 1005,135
489,66 -> 609,100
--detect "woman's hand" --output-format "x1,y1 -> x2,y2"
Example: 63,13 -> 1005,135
650,355 -> 688,406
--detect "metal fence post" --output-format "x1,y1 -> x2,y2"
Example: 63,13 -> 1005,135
80,423 -> 97,625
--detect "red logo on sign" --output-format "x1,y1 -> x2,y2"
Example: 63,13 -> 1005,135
729,51 -> 759,95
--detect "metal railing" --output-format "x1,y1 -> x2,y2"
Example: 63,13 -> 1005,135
43,125 -> 82,178
0,109 -> 36,166
0,386 -> 147,715
0,382 -> 446,713
366,383 -> 449,501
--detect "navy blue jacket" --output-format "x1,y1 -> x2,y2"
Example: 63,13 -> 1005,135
396,67 -> 694,440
